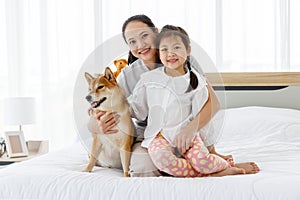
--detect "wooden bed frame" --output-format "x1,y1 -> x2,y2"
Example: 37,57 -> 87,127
206,72 -> 300,86
205,72 -> 300,110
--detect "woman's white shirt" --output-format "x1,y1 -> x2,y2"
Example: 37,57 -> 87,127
117,59 -> 155,140
117,59 -> 150,98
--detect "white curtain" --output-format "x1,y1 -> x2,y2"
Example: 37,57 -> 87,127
0,0 -> 299,150
0,0 -> 96,150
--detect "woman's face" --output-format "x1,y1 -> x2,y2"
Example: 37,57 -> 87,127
159,35 -> 190,76
124,21 -> 157,64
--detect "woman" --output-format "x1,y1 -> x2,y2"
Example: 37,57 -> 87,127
88,15 -> 259,177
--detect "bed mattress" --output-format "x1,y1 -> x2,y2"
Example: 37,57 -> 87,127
0,106 -> 300,200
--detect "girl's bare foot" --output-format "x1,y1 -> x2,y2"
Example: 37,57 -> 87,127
234,162 -> 260,174
210,167 -> 246,177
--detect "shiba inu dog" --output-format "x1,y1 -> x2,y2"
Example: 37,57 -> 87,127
83,67 -> 134,177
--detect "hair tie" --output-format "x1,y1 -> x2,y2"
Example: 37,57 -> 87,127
189,69 -> 192,72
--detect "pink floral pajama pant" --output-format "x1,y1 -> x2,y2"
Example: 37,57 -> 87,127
148,133 -> 230,177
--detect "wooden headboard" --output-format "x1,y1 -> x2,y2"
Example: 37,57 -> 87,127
205,72 -> 300,110
205,72 -> 300,86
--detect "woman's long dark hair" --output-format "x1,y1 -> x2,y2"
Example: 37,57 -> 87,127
122,14 -> 160,65
156,25 -> 198,89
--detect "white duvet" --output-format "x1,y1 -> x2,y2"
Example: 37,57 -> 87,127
1,106 -> 300,200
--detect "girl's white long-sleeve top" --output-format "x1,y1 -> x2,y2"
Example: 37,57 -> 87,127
117,57 -> 206,142
128,66 -> 208,148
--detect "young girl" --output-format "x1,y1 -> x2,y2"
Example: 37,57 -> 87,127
88,15 -> 259,176
129,25 -> 248,177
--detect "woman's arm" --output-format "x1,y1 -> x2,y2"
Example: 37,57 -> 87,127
174,81 -> 220,154
194,81 -> 220,129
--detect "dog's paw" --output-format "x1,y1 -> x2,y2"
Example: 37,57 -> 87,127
123,172 -> 130,177
81,167 -> 93,172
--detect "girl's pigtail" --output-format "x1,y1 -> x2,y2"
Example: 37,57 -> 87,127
186,56 -> 198,89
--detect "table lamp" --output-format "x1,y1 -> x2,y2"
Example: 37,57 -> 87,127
3,97 -> 36,132
2,97 -> 36,158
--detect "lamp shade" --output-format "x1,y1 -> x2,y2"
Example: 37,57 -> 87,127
3,97 -> 36,126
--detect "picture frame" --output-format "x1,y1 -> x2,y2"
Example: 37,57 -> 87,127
4,131 -> 28,158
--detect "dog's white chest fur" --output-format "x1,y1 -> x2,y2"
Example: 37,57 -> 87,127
95,111 -> 132,169
96,133 -> 123,168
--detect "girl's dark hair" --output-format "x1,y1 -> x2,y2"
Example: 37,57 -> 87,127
122,14 -> 160,65
156,25 -> 198,89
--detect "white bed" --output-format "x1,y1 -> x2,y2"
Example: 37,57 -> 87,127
1,106 -> 300,200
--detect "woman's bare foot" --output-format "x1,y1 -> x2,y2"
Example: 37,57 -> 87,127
210,167 -> 246,177
234,162 -> 260,174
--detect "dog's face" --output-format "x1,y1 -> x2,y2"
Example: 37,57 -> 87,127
85,67 -> 118,109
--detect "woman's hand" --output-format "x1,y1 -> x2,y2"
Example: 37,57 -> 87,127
87,111 -> 120,134
174,130 -> 196,155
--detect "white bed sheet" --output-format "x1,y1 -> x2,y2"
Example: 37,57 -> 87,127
0,106 -> 300,200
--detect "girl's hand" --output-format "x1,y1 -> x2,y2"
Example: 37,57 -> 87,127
174,131 -> 196,155
87,111 -> 120,134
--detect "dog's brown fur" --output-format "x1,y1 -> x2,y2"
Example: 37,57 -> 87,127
83,67 -> 134,177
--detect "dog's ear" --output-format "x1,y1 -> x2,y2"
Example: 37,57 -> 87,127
104,67 -> 116,82
84,72 -> 94,84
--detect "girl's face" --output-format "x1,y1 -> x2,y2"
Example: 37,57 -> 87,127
159,35 -> 191,76
124,21 -> 157,64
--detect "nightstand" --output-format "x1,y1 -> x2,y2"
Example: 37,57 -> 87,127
0,140 -> 49,169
